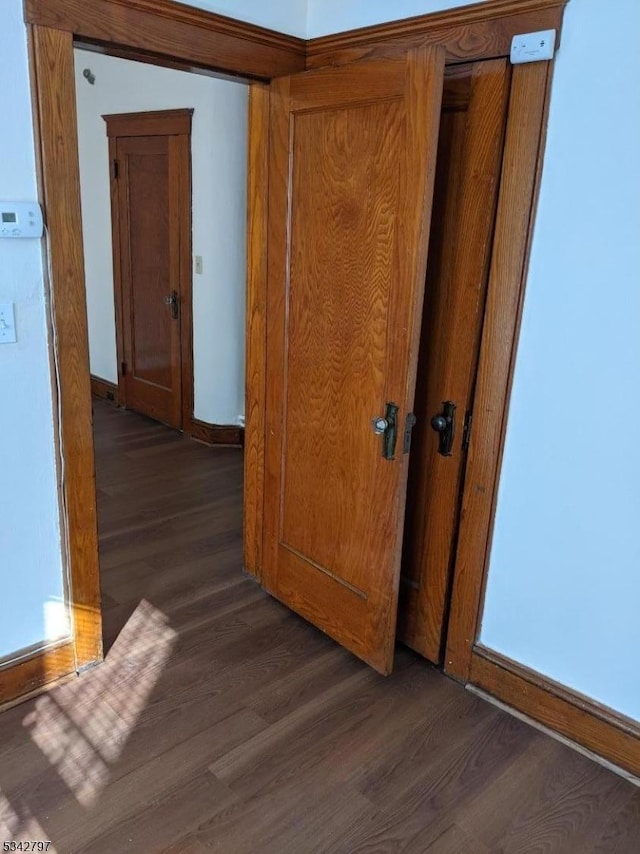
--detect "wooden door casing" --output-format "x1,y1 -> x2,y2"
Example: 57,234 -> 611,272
263,47 -> 446,674
106,111 -> 192,430
399,59 -> 511,662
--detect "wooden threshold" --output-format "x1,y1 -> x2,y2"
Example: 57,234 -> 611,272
471,646 -> 640,779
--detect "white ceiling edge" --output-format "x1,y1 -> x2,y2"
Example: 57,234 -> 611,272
171,0 -> 490,40
171,0 -> 308,37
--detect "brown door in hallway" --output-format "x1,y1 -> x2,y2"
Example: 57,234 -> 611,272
105,110 -> 192,429
262,47 -> 446,674
399,59 -> 511,663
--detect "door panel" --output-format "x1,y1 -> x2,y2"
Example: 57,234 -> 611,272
263,48 -> 445,674
116,134 -> 183,428
399,60 -> 511,662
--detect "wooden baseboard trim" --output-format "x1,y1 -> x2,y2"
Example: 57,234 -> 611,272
0,642 -> 76,709
188,418 -> 244,447
90,374 -> 119,404
471,645 -> 640,778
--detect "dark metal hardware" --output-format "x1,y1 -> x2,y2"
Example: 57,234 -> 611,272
382,403 -> 399,460
164,290 -> 179,319
462,411 -> 473,452
403,412 -> 417,454
373,402 -> 399,460
430,401 -> 456,456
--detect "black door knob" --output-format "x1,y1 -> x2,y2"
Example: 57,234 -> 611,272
430,401 -> 456,456
430,415 -> 448,433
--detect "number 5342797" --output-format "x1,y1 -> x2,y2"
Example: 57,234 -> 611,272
3,843 -> 51,851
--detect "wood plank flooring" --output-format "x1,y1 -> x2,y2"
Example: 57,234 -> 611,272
0,400 -> 638,853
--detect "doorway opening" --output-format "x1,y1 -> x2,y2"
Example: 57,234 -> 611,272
76,48 -> 247,444
78,49 -> 512,671
76,46 -> 509,673
73,46 -> 249,653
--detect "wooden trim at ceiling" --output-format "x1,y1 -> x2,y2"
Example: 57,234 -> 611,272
24,0 -> 306,80
306,0 -> 567,68
103,108 -> 193,138
471,646 -> 640,779
31,24 -> 103,673
189,418 -> 244,448
0,642 -> 76,710
444,60 -> 553,682
90,374 -> 119,404
243,83 -> 270,582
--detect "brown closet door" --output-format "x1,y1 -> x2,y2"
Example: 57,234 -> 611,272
399,59 -> 511,662
263,47 -> 446,674
115,134 -> 185,428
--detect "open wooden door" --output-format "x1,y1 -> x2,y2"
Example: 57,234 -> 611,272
399,59 -> 511,664
263,47 -> 446,674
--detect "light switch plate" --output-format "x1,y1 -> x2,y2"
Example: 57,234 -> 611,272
195,256 -> 203,275
511,30 -> 556,64
0,303 -> 17,344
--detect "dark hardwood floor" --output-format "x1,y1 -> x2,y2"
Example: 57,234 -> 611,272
0,400 -> 638,852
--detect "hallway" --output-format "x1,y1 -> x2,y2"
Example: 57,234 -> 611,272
0,401 -> 637,852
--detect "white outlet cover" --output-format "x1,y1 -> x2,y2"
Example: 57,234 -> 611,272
0,302 -> 17,344
511,29 -> 556,64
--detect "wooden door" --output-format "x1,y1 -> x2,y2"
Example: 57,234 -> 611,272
399,59 -> 511,663
106,111 -> 192,429
263,48 -> 446,674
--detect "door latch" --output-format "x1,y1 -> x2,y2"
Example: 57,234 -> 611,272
403,412 -> 417,454
164,290 -> 179,319
372,402 -> 399,460
430,401 -> 456,456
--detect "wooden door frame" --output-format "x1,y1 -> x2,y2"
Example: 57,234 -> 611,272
15,0 -> 577,730
104,108 -> 194,432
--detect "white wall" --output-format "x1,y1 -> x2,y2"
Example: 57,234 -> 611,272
307,0 -> 486,37
0,1 -> 69,660
75,50 -> 248,426
480,0 -> 640,722
175,0 -> 308,37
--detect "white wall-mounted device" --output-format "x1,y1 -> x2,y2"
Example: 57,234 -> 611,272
511,30 -> 556,64
0,303 -> 17,344
0,201 -> 44,239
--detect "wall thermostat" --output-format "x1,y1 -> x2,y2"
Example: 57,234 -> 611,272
0,201 -> 44,238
